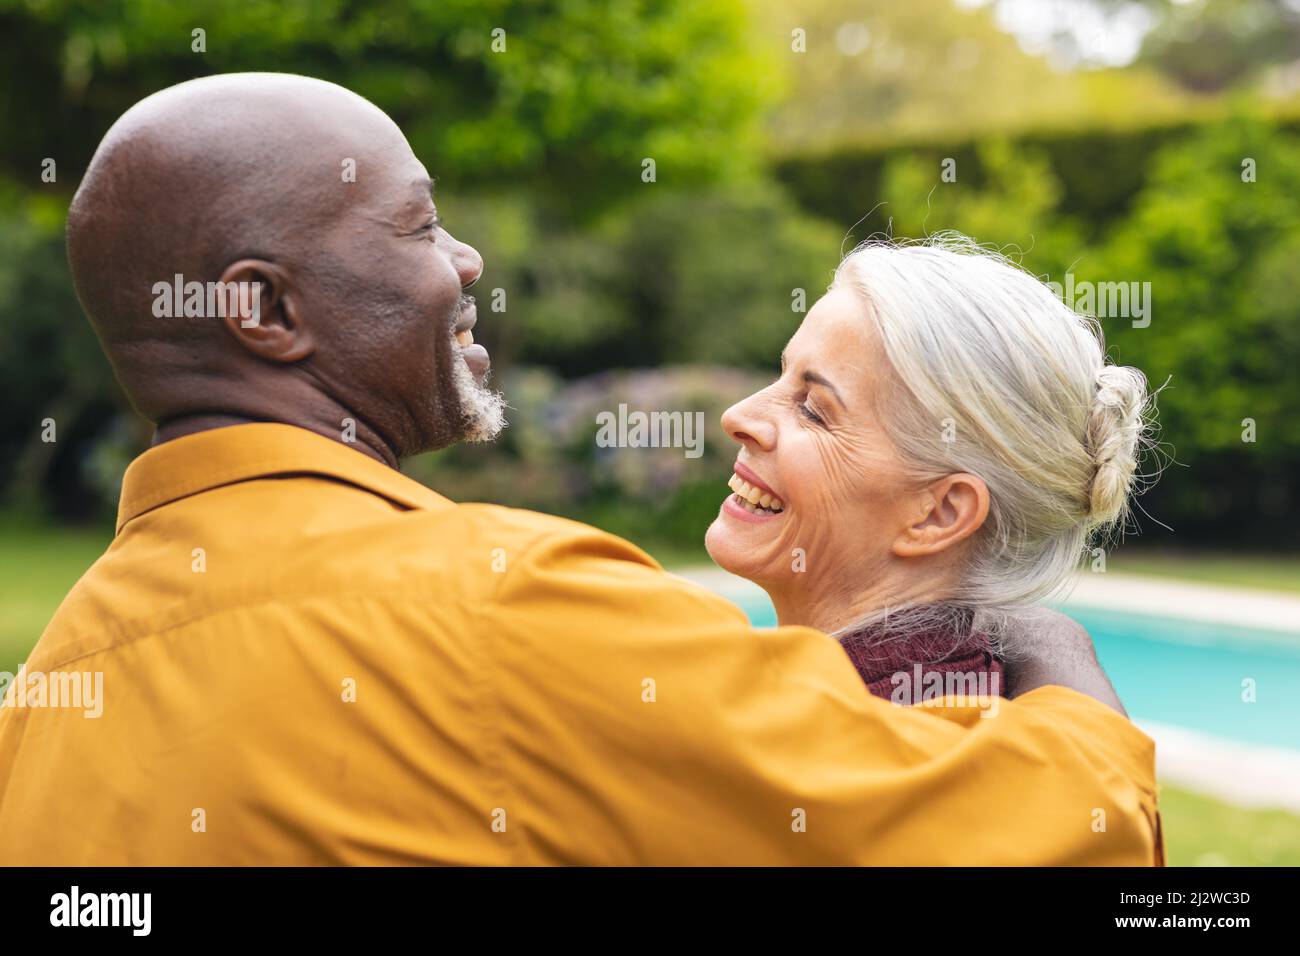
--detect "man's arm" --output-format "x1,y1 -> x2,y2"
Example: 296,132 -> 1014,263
473,522 -> 1159,865
1000,607 -> 1128,715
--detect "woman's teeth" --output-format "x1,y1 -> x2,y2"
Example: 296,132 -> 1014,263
727,473 -> 784,515
455,329 -> 474,347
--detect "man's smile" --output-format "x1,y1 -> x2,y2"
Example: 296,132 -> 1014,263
452,295 -> 490,379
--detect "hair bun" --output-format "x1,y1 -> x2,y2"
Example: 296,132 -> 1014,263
1085,364 -> 1148,525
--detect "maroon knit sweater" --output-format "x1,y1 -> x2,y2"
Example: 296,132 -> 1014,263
839,608 -> 1006,704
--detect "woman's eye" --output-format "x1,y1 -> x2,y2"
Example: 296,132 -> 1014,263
799,403 -> 824,426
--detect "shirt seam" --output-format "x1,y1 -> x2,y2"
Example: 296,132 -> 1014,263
117,464 -> 441,533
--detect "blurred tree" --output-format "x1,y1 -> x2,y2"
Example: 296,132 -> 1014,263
1134,0 -> 1300,93
873,138 -> 1086,275
750,0 -> 1193,152
571,182 -> 844,371
0,183 -> 127,519
1087,115 -> 1300,541
1005,0 -> 1300,95
0,0 -> 774,214
442,180 -> 843,378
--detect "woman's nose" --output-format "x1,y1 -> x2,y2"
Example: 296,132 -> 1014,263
722,394 -> 776,450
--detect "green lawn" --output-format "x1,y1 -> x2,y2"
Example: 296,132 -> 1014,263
1109,549 -> 1300,594
0,518 -> 111,676
3,518 -> 1299,865
1160,784 -> 1300,866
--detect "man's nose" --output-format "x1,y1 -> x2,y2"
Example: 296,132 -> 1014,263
451,238 -> 484,289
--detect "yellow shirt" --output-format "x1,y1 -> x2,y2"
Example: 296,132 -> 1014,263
0,423 -> 1162,865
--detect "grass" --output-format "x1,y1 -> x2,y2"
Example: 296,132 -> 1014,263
1160,784 -> 1300,866
1108,549 -> 1300,594
3,517 -> 1300,865
0,517 -> 111,676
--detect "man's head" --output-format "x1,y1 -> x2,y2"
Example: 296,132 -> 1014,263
67,72 -> 505,463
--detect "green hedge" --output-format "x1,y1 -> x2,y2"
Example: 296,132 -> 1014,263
775,110 -> 1300,241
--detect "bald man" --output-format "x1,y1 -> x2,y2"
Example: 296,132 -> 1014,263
0,74 -> 1161,865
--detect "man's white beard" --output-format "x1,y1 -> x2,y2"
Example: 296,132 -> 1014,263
450,352 -> 507,442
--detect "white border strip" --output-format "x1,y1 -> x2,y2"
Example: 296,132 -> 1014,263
1061,572 -> 1300,634
1140,720 -> 1300,812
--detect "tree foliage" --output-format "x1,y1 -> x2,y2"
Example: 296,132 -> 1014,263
0,0 -> 773,210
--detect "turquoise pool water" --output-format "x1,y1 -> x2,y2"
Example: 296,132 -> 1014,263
731,594 -> 1300,752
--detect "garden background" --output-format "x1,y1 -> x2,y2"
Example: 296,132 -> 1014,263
1,0 -> 1298,865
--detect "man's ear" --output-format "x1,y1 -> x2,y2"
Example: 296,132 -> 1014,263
892,473 -> 990,558
217,259 -> 314,363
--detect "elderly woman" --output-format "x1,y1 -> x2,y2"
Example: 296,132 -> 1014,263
706,236 -> 1152,705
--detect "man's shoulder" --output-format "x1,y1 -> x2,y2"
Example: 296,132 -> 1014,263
350,501 -> 753,644
192,498 -> 672,627
28,502 -> 661,672
379,501 -> 661,576
444,501 -> 645,548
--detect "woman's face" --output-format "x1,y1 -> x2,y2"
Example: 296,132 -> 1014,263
705,288 -> 922,604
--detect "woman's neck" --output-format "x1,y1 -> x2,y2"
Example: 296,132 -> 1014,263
767,563 -> 956,636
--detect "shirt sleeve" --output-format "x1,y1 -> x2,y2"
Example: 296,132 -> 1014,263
478,522 -> 1161,865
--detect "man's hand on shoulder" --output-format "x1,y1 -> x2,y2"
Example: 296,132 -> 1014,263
999,607 -> 1128,716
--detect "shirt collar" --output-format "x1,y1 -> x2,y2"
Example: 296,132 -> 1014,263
116,423 -> 451,534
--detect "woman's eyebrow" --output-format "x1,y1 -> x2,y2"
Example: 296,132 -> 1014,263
803,370 -> 846,409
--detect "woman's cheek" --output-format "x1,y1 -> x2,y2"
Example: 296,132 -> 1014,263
778,503 -> 831,578
797,436 -> 886,555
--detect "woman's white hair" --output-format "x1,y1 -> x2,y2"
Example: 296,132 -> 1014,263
832,233 -> 1157,622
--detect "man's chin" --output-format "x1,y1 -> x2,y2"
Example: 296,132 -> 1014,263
449,356 -> 508,444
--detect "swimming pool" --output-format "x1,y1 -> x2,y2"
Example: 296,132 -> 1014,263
730,593 -> 1300,752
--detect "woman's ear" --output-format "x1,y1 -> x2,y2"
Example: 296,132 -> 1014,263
217,259 -> 314,363
892,473 -> 990,558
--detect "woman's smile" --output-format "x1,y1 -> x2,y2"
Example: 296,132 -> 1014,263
722,461 -> 786,522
